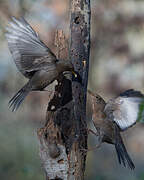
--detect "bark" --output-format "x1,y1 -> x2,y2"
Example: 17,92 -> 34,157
37,1 -> 91,180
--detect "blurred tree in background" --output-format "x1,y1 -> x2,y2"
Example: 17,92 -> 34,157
0,0 -> 144,180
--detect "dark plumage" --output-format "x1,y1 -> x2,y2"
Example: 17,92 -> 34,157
119,89 -> 144,98
6,17 -> 75,111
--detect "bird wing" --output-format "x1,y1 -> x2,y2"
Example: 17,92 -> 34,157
6,17 -> 57,79
105,89 -> 144,131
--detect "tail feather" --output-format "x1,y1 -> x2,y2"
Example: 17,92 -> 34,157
9,84 -> 29,111
114,124 -> 135,169
115,141 -> 135,169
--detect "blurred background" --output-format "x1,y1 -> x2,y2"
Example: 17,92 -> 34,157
0,0 -> 144,179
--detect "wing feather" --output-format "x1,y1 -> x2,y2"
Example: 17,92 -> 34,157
114,97 -> 144,130
6,17 -> 57,78
105,90 -> 144,130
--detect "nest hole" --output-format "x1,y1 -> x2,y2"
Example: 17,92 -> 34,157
74,16 -> 80,24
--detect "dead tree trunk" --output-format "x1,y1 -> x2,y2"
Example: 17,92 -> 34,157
37,1 -> 91,180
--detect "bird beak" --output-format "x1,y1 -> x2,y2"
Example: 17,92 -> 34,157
72,71 -> 77,77
82,60 -> 86,67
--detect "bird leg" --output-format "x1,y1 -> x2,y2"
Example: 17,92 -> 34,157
88,128 -> 98,136
80,132 -> 102,152
80,140 -> 102,152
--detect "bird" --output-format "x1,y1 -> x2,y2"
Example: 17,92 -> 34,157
88,89 -> 144,169
6,17 -> 76,112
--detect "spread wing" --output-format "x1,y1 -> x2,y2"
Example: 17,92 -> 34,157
105,89 -> 144,131
6,17 -> 57,79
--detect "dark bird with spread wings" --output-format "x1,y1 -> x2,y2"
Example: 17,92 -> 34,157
88,89 -> 144,169
6,17 -> 75,111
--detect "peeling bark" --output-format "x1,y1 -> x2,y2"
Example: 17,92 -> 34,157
37,1 -> 91,180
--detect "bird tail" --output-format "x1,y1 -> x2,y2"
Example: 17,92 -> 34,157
8,83 -> 30,112
114,125 -> 135,169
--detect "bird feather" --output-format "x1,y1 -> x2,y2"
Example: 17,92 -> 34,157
6,17 -> 57,79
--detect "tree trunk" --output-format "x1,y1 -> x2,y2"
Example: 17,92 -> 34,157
37,0 -> 91,180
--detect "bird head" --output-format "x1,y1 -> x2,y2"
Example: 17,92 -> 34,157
88,90 -> 106,112
57,60 -> 77,77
